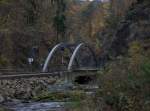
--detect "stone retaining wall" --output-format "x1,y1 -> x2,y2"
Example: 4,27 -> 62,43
0,76 -> 59,103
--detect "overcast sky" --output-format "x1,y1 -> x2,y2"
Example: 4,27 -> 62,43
80,0 -> 109,2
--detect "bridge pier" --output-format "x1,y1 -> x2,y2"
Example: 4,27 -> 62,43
63,72 -> 68,83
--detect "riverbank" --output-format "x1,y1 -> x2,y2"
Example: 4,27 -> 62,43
0,74 -> 98,111
0,76 -> 59,103
0,88 -> 96,111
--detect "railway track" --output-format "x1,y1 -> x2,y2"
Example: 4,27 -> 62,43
0,68 -> 99,79
0,71 -> 68,79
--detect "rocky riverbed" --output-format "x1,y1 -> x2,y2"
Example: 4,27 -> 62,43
0,74 -> 98,111
0,77 -> 59,103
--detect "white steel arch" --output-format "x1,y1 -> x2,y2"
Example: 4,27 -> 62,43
42,42 -> 97,72
67,43 -> 97,71
42,43 -> 63,72
67,43 -> 84,71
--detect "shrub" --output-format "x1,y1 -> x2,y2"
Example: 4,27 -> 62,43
0,55 -> 9,67
96,41 -> 150,111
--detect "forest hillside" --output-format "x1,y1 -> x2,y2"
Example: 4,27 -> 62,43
1,0 -> 146,69
0,0 -> 149,111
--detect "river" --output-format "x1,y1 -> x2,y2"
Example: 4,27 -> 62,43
1,83 -> 98,111
4,101 -> 66,111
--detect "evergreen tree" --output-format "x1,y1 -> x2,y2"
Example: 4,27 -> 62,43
51,0 -> 66,42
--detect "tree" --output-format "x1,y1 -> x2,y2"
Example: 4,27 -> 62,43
51,0 -> 66,42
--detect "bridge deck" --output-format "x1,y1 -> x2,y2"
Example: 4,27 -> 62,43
0,67 -> 99,79
73,67 -> 99,71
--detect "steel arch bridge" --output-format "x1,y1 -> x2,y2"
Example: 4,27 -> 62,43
42,43 -> 98,72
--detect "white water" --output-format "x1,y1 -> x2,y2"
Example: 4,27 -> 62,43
6,102 -> 65,111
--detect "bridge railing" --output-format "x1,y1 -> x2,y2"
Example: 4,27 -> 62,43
43,64 -> 79,72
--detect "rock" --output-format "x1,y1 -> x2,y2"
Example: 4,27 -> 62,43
0,77 -> 59,101
10,99 -> 21,104
39,80 -> 48,87
99,2 -> 150,58
0,94 -> 5,103
0,104 -> 14,111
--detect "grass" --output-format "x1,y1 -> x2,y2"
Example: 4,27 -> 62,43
33,90 -> 86,102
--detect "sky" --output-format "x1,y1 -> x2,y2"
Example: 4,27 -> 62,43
80,0 -> 109,2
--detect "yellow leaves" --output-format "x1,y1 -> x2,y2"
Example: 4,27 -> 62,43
129,41 -> 143,56
97,52 -> 149,111
0,55 -> 9,67
0,0 -> 11,5
128,41 -> 144,74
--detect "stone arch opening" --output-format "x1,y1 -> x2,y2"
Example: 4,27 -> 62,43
74,75 -> 93,84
